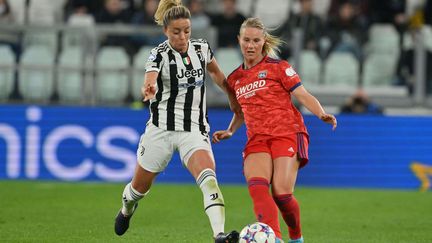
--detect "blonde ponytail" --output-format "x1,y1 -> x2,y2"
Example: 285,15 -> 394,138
240,17 -> 283,58
154,0 -> 190,26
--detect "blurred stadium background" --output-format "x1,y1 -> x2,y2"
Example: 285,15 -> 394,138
0,0 -> 432,242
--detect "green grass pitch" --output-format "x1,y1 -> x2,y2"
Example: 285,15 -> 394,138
0,181 -> 431,242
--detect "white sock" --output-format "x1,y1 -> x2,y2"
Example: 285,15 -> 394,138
121,182 -> 147,216
196,169 -> 225,237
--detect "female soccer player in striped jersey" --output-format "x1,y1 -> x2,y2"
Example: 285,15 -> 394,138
212,17 -> 337,243
114,1 -> 239,242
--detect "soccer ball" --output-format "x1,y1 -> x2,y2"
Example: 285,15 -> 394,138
239,222 -> 276,243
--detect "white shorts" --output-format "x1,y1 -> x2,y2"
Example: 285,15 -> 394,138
136,123 -> 214,173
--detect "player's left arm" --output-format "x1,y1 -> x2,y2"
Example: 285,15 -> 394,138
292,86 -> 337,130
279,61 -> 337,130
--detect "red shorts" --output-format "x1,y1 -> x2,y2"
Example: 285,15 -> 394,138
243,133 -> 310,169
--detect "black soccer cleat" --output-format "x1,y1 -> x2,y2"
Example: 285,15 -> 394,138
214,230 -> 240,243
114,204 -> 137,236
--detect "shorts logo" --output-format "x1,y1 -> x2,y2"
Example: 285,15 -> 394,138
235,80 -> 240,85
258,70 -> 267,79
201,131 -> 209,138
140,145 -> 145,156
288,147 -> 295,152
285,67 -> 297,77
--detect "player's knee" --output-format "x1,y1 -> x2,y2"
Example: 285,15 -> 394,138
271,182 -> 294,195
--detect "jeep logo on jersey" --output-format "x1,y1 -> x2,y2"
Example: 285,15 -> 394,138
236,80 -> 267,98
176,68 -> 204,79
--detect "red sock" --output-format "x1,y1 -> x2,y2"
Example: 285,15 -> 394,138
273,194 -> 302,240
247,177 -> 282,238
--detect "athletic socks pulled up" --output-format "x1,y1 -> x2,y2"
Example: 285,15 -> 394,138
247,177 -> 282,238
273,193 -> 302,240
196,168 -> 226,238
121,182 -> 146,216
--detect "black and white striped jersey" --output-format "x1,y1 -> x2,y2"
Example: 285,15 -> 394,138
145,38 -> 214,132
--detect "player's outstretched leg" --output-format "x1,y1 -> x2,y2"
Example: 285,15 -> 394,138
195,169 -> 239,243
114,182 -> 146,235
273,194 -> 302,242
214,230 -> 240,243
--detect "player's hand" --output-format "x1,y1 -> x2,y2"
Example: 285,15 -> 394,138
320,113 -> 337,130
142,84 -> 156,102
212,130 -> 233,143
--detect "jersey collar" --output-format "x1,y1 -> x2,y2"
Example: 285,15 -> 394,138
242,55 -> 268,71
166,40 -> 191,56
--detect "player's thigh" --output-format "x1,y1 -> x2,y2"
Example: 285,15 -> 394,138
272,156 -> 300,194
243,152 -> 273,182
137,123 -> 175,173
177,130 -> 215,179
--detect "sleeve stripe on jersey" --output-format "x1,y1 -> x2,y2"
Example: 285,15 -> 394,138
289,82 -> 302,92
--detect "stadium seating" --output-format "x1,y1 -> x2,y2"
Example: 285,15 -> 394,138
19,45 -> 55,101
23,32 -> 58,53
62,27 -> 97,56
57,47 -> 85,103
254,0 -> 291,28
293,50 -> 322,87
132,46 -> 152,101
8,0 -> 26,24
423,25 -> 432,51
0,46 -> 15,100
95,47 -> 130,103
362,54 -> 398,86
367,24 -> 400,55
215,47 -> 242,76
208,47 -> 243,106
323,52 -> 359,86
361,24 -> 401,87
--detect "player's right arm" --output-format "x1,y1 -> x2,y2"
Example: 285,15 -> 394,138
212,112 -> 244,143
142,47 -> 164,101
142,71 -> 158,101
292,85 -> 337,130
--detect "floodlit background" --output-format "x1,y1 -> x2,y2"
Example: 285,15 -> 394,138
0,0 -> 431,242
